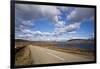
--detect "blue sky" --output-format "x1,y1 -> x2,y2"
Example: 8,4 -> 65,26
34,18 -> 55,32
15,4 -> 95,41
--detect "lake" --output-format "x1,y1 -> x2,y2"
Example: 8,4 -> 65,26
50,43 -> 94,49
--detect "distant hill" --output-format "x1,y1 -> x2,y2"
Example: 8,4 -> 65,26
15,38 -> 95,47
15,39 -> 57,46
15,39 -> 59,43
15,39 -> 30,42
66,39 -> 94,44
15,38 -> 94,43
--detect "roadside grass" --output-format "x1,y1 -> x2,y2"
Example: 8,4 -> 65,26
15,46 -> 32,66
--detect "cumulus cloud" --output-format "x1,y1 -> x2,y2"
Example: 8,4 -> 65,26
67,8 -> 94,22
55,21 -> 65,28
16,22 -> 81,41
15,4 -> 94,41
69,36 -> 89,40
15,17 -> 34,33
15,4 -> 62,34
22,20 -> 34,26
16,29 -> 68,41
16,33 -> 33,40
20,28 -> 57,36
55,22 -> 80,33
65,22 -> 80,32
15,4 -> 61,22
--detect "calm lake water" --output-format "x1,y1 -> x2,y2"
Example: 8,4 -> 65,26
51,44 -> 94,49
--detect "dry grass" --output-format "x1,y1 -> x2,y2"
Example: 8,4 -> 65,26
15,46 -> 32,66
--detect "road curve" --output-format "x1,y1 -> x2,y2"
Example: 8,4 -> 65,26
28,45 -> 94,64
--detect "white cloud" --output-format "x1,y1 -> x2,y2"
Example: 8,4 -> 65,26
55,21 -> 65,28
15,5 -> 92,41
15,4 -> 61,23
32,35 -> 68,41
16,4 -> 80,36
69,36 -> 89,39
68,31 -> 76,34
16,33 -> 33,40
65,22 -> 80,32
19,29 -> 56,36
67,8 -> 94,22
22,20 -> 34,26
55,22 -> 80,33
15,4 -> 62,35
21,29 -> 33,34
